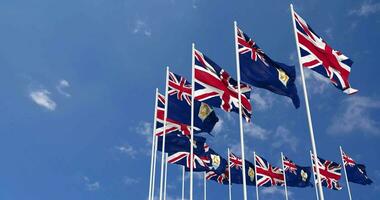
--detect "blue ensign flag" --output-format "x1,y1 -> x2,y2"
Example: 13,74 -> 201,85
236,26 -> 300,108
283,156 -> 313,187
229,153 -> 256,185
342,150 -> 373,185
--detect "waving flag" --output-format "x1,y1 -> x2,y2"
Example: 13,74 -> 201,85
255,154 -> 284,187
166,71 -> 219,134
342,150 -> 373,185
229,153 -> 256,185
283,156 -> 313,187
194,48 -> 252,121
292,9 -> 358,94
206,169 -> 229,185
157,133 -> 206,155
236,26 -> 300,108
311,154 -> 343,190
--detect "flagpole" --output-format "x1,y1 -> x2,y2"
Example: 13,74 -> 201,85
281,152 -> 289,200
254,152 -> 259,200
159,67 -> 170,200
190,43 -> 195,200
340,146 -> 353,200
228,148 -> 232,200
234,20 -> 248,200
149,89 -> 159,200
290,4 -> 324,200
164,153 -> 168,200
151,130 -> 158,200
204,171 -> 207,200
310,150 -> 320,200
182,166 -> 185,200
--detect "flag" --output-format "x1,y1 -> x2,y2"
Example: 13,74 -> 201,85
342,150 -> 373,185
194,48 -> 253,121
283,156 -> 313,187
166,71 -> 219,135
255,154 -> 284,187
206,169 -> 229,185
205,150 -> 229,184
157,133 -> 206,155
236,26 -> 300,108
229,152 -> 256,185
292,9 -> 358,94
311,154 -> 343,190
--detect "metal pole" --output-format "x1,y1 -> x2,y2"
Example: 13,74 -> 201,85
310,151 -> 320,200
164,153 -> 168,200
233,20 -> 248,200
204,171 -> 207,200
254,152 -> 259,200
151,130 -> 158,200
228,148 -> 232,200
182,166 -> 185,200
159,67 -> 170,200
190,43 -> 195,200
340,146 -> 353,200
290,4 -> 324,200
148,89 -> 159,200
281,153 -> 289,200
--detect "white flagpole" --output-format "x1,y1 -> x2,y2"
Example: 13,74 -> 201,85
254,152 -> 259,200
281,152 -> 289,200
190,43 -> 195,200
149,89 -> 159,200
204,172 -> 207,200
228,148 -> 232,200
310,151 -> 320,200
164,153 -> 168,200
234,20 -> 248,200
182,166 -> 185,200
340,146 -> 353,200
290,4 -> 324,200
151,131 -> 158,200
159,67 -> 170,200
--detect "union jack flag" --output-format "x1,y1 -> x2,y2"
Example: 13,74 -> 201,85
341,150 -> 373,185
194,48 -> 252,122
255,154 -> 284,187
293,9 -> 358,94
311,154 -> 343,190
283,156 -> 297,175
167,151 -> 210,171
229,152 -> 243,170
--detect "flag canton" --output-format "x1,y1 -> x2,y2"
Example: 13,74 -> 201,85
228,153 -> 256,185
293,10 -> 357,94
168,72 -> 192,105
194,48 -> 252,122
255,154 -> 284,187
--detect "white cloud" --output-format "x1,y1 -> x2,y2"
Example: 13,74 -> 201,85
261,187 -> 292,198
272,126 -> 299,152
244,122 -> 270,140
350,1 -> 380,16
115,144 -> 137,158
213,118 -> 224,135
56,79 -> 71,97
123,176 -> 139,185
302,69 -> 330,94
83,176 -> 100,191
29,89 -> 57,111
328,96 -> 380,135
132,19 -> 152,37
136,121 -> 153,143
250,92 -> 274,111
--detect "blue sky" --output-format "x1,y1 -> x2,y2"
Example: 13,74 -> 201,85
1,0 -> 380,199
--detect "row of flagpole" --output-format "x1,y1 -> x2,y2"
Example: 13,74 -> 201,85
146,4 -> 354,200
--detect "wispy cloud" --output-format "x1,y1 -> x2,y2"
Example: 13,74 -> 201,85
244,122 -> 270,140
272,126 -> 298,152
123,176 -> 139,185
115,144 -> 137,158
349,1 -> 380,16
261,187 -> 291,199
250,91 -> 275,111
83,176 -> 100,191
132,19 -> 152,37
136,121 -> 153,143
56,79 -> 71,97
213,118 -> 224,135
302,69 -> 331,94
29,89 -> 57,111
328,96 -> 380,136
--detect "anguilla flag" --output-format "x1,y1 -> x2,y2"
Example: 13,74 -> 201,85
194,48 -> 252,122
283,155 -> 313,187
236,26 -> 300,108
166,71 -> 219,134
157,133 -> 206,155
292,8 -> 358,94
229,152 -> 256,185
342,149 -> 373,185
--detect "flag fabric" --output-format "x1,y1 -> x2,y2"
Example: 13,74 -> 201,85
283,156 -> 313,187
155,92 -> 193,136
194,48 -> 253,121
157,133 -> 206,155
236,26 -> 300,108
205,168 -> 229,185
292,9 -> 358,94
229,153 -> 256,185
166,71 -> 219,134
311,154 -> 343,190
255,154 -> 284,187
205,150 -> 229,184
342,150 -> 373,185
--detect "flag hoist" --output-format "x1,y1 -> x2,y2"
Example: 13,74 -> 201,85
290,4 -> 325,200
